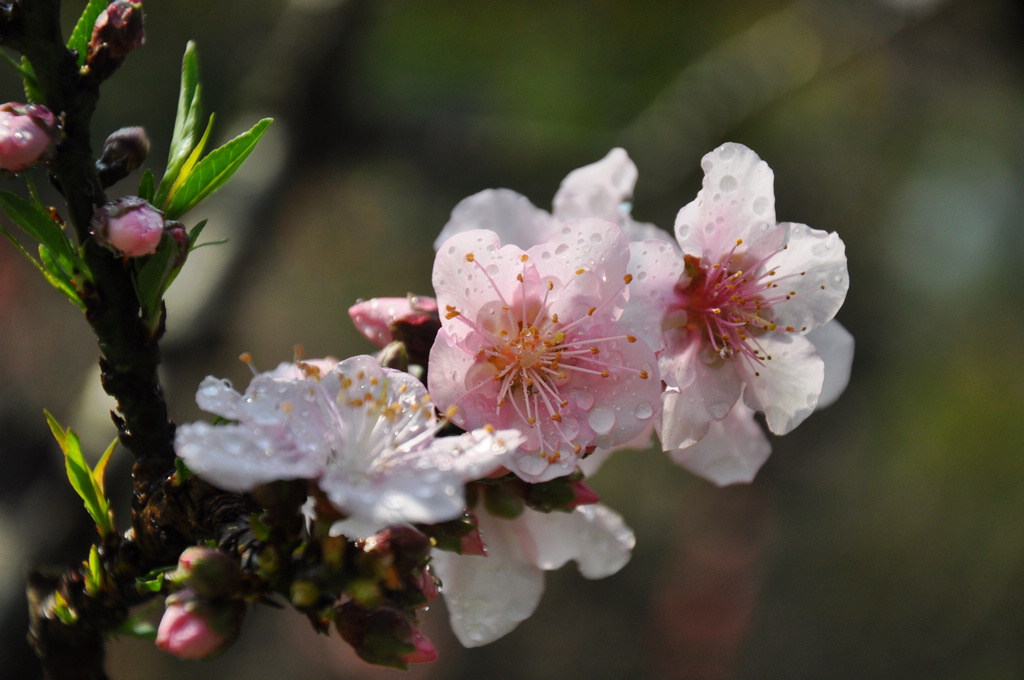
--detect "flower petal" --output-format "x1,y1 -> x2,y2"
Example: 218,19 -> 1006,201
674,143 -> 777,259
519,504 -> 634,579
552,148 -> 638,224
431,513 -> 545,647
767,223 -> 848,332
435,188 -> 556,251
738,333 -> 824,435
620,238 -> 685,351
807,320 -> 854,409
669,400 -> 772,486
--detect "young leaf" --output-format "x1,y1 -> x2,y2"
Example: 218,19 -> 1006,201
132,231 -> 178,331
0,191 -> 79,275
38,245 -> 85,309
44,411 -> 115,537
52,591 -> 78,625
154,42 -> 203,207
68,0 -> 109,66
164,118 -> 273,220
138,169 -> 156,203
163,113 -> 214,209
85,545 -> 103,596
94,438 -> 118,496
20,57 -> 43,104
114,618 -> 158,641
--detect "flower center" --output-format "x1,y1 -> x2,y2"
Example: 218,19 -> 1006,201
669,239 -> 807,372
445,252 -> 648,461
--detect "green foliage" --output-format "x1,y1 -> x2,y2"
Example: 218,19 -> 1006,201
51,591 -> 78,625
132,230 -> 180,333
154,42 -> 204,208
68,0 -> 110,67
137,168 -> 155,203
0,191 -> 89,309
84,545 -> 103,597
113,617 -> 158,641
44,411 -> 116,538
163,118 -> 273,220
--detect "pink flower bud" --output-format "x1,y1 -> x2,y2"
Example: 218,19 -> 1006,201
0,104 -> 58,172
402,629 -> 438,665
91,196 -> 165,257
173,546 -> 241,599
156,594 -> 243,661
348,295 -> 439,348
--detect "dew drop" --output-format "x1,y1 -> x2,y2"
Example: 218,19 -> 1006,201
590,232 -> 603,244
588,407 -> 616,434
633,402 -> 653,420
707,401 -> 731,420
719,175 -> 738,193
752,196 -> 770,215
677,224 -> 691,239
555,243 -> 569,256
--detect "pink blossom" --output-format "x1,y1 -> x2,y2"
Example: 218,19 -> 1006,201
429,219 -> 661,482
430,504 -> 634,647
434,148 -> 671,251
176,355 -> 524,536
0,107 -> 54,172
623,143 -> 850,457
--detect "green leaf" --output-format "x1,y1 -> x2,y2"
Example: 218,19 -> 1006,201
154,42 -> 203,208
0,191 -> 78,274
164,113 -> 214,207
132,231 -> 178,332
68,0 -> 109,67
44,411 -> 114,537
20,57 -> 43,104
85,545 -> 103,596
138,169 -> 155,203
38,245 -> 85,309
164,118 -> 273,220
94,439 -> 118,496
0,224 -> 85,310
136,571 -> 167,594
52,591 -> 78,625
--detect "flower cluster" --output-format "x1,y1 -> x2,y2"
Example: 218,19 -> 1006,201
173,142 -> 850,664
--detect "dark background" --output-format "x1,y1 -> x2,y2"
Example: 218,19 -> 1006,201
3,1 -> 1024,678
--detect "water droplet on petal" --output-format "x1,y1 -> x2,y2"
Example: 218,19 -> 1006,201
588,407 -> 616,434
752,196 -> 770,215
719,175 -> 738,193
707,401 -> 732,420
633,402 -> 653,420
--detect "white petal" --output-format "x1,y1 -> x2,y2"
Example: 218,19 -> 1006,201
657,338 -> 743,436
552,148 -> 638,224
807,320 -> 854,409
432,513 -> 544,647
674,143 -> 777,259
738,333 -> 824,435
175,422 -> 323,492
520,504 -> 634,579
620,239 -> 685,352
670,400 -> 772,486
435,188 -> 556,251
768,223 -> 849,332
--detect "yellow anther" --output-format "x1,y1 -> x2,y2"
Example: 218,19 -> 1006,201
623,274 -> 633,284
466,253 -> 475,262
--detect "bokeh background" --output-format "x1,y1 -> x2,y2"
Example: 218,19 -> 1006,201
3,0 -> 1024,678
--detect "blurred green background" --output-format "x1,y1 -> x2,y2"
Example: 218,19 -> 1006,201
3,0 -> 1024,678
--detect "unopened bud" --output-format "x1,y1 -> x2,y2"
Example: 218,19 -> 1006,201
91,196 -> 164,257
335,602 -> 435,669
349,295 -> 440,364
97,126 -> 149,187
156,591 -> 244,661
0,103 -> 59,172
173,546 -> 241,599
165,220 -> 189,268
89,1 -> 145,63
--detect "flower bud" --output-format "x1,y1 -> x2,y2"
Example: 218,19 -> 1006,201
96,126 -> 149,187
173,546 -> 241,600
164,220 -> 190,268
88,1 -> 145,63
156,591 -> 244,661
91,196 -> 164,257
0,103 -> 59,172
335,602 -> 435,669
349,295 -> 440,365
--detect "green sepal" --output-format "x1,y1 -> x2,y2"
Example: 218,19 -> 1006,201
44,411 -> 115,538
163,118 -> 273,220
483,483 -> 525,520
138,168 -> 156,203
136,568 -> 170,594
84,545 -> 103,597
154,42 -> 203,208
170,457 -> 193,486
68,0 -> 109,67
418,513 -> 478,554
